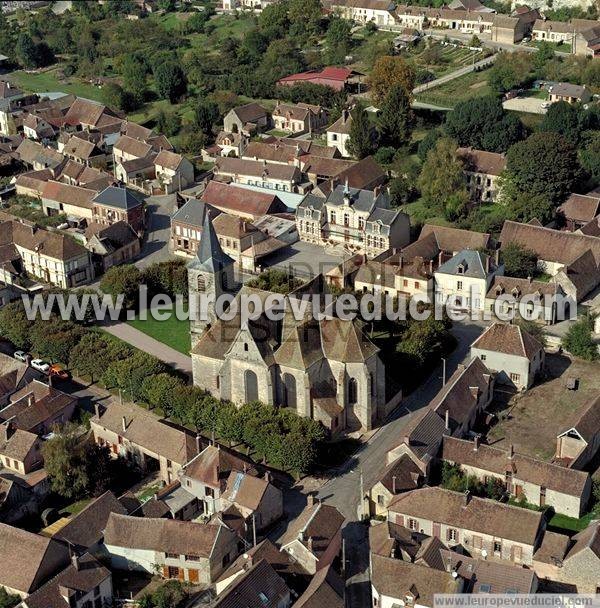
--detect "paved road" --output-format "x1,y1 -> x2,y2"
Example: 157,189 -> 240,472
136,194 -> 178,270
315,320 -> 486,608
413,54 -> 497,94
102,319 -> 192,377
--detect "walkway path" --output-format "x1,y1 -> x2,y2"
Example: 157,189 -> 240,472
102,319 -> 193,376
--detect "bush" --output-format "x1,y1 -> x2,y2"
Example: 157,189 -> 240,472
563,315 -> 599,361
247,269 -> 304,294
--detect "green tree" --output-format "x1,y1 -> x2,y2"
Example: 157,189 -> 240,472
539,101 -> 582,144
289,0 -> 322,35
501,242 -> 538,278
16,33 -> 39,68
100,264 -> 141,309
122,55 -> 147,106
325,17 -> 352,64
141,373 -> 184,414
418,137 -> 468,217
346,105 -> 377,160
417,129 -> 441,162
444,95 -> 526,153
533,41 -> 555,72
580,132 -> 600,185
29,318 -> 84,364
397,314 -> 452,368
157,0 -> 176,10
102,83 -> 132,112
487,51 -> 533,93
368,55 -> 415,105
154,61 -> 187,103
0,301 -> 32,350
70,333 -> 132,383
378,83 -> 413,148
563,315 -> 598,361
246,268 -> 303,294
0,589 -> 19,608
258,2 -> 290,40
104,351 -> 166,399
155,109 -> 181,137
504,132 -> 580,207
179,130 -> 205,156
193,100 -> 220,136
42,424 -> 112,499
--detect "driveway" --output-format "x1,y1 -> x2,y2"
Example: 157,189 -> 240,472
503,97 -> 548,115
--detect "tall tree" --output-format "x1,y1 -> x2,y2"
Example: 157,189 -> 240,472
378,83 -> 413,148
418,137 -> 468,217
346,105 -> 377,160
16,33 -> 39,68
501,242 -> 538,278
368,55 -> 415,105
539,101 -> 582,144
153,61 -> 187,103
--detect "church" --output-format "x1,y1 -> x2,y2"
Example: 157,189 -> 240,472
188,214 -> 391,433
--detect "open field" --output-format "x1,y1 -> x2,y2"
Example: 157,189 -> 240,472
415,68 -> 492,108
128,313 -> 191,355
487,354 -> 600,462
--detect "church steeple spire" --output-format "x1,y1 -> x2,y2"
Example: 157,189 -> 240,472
189,211 -> 234,272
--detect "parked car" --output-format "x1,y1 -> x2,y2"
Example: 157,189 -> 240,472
13,350 -> 29,362
541,101 -> 551,109
49,364 -> 71,381
30,359 -> 50,374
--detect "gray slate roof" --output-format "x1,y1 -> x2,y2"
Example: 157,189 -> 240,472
172,199 -> 216,228
436,249 -> 489,279
92,186 -> 144,210
188,212 -> 234,273
327,184 -> 387,212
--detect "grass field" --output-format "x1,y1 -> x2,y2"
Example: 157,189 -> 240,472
400,198 -> 452,229
9,68 -> 106,102
415,68 -> 492,108
549,510 -> 596,533
128,313 -> 191,355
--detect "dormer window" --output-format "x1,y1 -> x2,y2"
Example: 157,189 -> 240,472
457,264 -> 465,274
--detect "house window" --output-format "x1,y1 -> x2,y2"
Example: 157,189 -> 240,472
480,354 -> 486,361
408,518 -> 419,531
457,281 -> 463,290
447,528 -> 458,542
510,373 -> 520,382
493,540 -> 502,554
166,552 -> 179,559
377,494 -> 385,506
414,282 -> 420,289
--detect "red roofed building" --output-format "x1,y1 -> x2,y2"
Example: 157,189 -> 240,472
277,67 -> 358,92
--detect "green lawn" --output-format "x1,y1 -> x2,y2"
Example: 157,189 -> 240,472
528,40 -> 571,54
415,68 -> 492,108
128,312 -> 191,355
548,511 -> 596,533
400,198 -> 452,228
10,67 -> 106,102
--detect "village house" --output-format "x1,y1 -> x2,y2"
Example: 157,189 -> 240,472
560,522 -> 600,593
573,22 -> 600,57
484,276 -> 564,325
371,555 -> 462,608
326,110 -> 353,158
558,192 -> 600,232
62,98 -> 122,134
41,181 -> 95,221
499,220 -> 600,304
0,220 -> 94,288
469,322 -> 544,390
90,401 -> 201,484
91,185 -> 145,234
457,147 -> 506,203
223,103 -> 270,136
386,356 -> 494,474
442,436 -> 591,517
296,184 -> 410,256
212,560 -> 291,608
112,134 -> 152,166
0,380 -> 77,435
330,0 -> 396,26
16,139 -> 65,172
17,554 -> 113,608
279,496 -> 344,574
22,113 -> 55,141
532,19 -> 575,45
0,423 -> 42,475
57,161 -> 114,192
154,150 -> 194,194
15,170 -> 55,199
0,523 -> 70,597
103,513 -> 239,585
420,223 -> 492,255
213,157 -> 302,193
294,565 -> 344,607
52,491 -> 128,556
199,180 -> 288,221
271,103 -> 329,135
555,395 -> 600,470
548,82 -> 592,104
59,133 -> 107,169
435,249 -> 503,311
204,130 -> 246,160
388,487 -> 546,565
277,66 -> 357,91
84,221 -> 140,272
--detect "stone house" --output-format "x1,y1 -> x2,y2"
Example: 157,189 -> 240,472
484,276 -> 565,325
388,487 -> 546,566
558,192 -> 600,232
573,23 -> 600,57
213,157 -> 302,193
271,103 -> 329,135
0,424 -> 42,475
18,554 -> 112,608
60,133 -> 107,169
419,223 -> 492,255
154,150 -> 194,194
112,135 -> 152,166
296,184 -> 410,256
532,19 -> 575,44
91,186 -> 145,235
90,401 -> 201,484
326,110 -> 353,158
103,513 -> 239,585
442,436 -> 591,517
0,381 -> 78,435
41,181 -> 95,221
16,139 -> 65,172
279,496 -> 344,574
457,147 -> 506,203
434,249 -> 503,311
84,221 -> 140,272
331,0 -> 396,26
0,523 -> 70,597
223,103 -> 270,136
548,82 -> 592,104
470,322 -> 544,390
555,395 -> 600,470
561,522 -> 600,593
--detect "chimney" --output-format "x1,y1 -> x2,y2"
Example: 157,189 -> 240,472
196,434 -> 201,454
438,251 -> 444,267
307,536 -> 313,552
264,470 -> 271,483
527,275 -> 532,284
429,259 -> 434,274
445,409 -> 450,431
398,255 -> 403,269
307,494 -> 315,507
94,403 -> 100,419
403,435 -> 411,446
121,416 -> 127,432
463,489 -> 471,507
392,475 -> 397,494
495,249 -> 500,266
28,394 -> 34,407
71,553 -> 79,571
473,436 -> 480,451
508,444 -> 514,459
